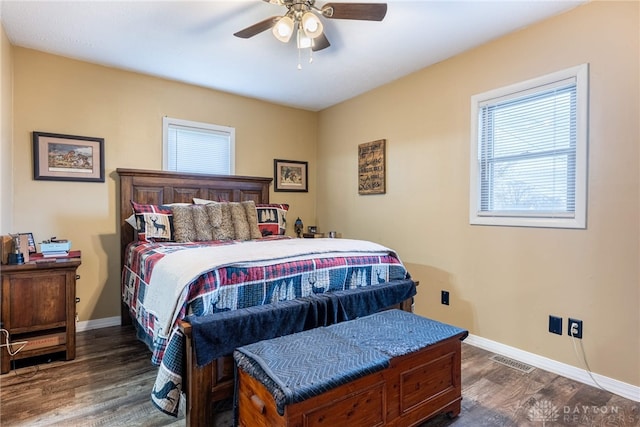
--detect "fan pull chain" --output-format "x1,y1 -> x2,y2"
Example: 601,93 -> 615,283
297,47 -> 313,70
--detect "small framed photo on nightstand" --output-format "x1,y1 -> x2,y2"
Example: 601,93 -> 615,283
19,232 -> 36,253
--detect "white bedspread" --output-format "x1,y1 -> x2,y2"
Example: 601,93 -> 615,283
144,238 -> 397,338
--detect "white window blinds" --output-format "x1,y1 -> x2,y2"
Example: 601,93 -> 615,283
470,64 -> 588,229
163,117 -> 235,175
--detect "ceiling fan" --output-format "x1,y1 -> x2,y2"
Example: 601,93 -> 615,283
234,1 -> 388,54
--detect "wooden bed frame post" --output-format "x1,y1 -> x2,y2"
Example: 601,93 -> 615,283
182,321 -> 236,426
184,324 -> 214,427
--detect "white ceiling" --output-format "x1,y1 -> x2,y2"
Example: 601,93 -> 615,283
0,0 -> 585,111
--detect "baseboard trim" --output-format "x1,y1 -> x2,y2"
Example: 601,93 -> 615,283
465,334 -> 640,403
76,316 -> 120,332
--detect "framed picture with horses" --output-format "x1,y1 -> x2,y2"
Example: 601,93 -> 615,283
32,131 -> 105,183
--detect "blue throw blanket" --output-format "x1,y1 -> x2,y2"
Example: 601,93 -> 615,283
235,328 -> 390,415
187,279 -> 416,367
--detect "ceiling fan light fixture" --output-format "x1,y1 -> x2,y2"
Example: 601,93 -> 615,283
301,11 -> 323,38
235,1 -> 388,68
272,15 -> 294,43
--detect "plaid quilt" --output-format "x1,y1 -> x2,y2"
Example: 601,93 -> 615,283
121,237 -> 409,416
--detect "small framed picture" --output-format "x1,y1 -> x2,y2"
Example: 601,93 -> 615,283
274,159 -> 308,192
33,131 -> 105,182
18,232 -> 36,253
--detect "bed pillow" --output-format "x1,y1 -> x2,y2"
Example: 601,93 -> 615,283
171,205 -> 197,242
215,202 -> 236,241
205,202 -> 223,228
131,201 -> 175,242
256,204 -> 289,236
190,200 -> 236,241
192,205 -> 214,241
127,208 -> 188,231
172,204 -> 226,243
229,202 -> 251,241
193,197 -> 220,205
242,200 -> 262,240
195,198 -> 265,240
125,214 -> 138,229
195,201 -> 234,241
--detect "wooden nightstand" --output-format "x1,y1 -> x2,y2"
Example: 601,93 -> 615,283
0,252 -> 81,374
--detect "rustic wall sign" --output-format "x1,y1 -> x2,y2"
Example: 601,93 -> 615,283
358,139 -> 386,195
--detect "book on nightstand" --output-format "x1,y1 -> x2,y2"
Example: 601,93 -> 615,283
31,250 -> 81,262
42,251 -> 69,257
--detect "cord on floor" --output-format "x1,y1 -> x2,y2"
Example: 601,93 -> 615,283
570,333 -> 613,394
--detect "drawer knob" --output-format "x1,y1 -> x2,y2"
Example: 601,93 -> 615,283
76,275 -> 80,280
250,394 -> 265,414
76,297 -> 81,304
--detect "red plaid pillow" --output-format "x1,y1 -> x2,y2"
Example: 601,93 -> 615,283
131,201 -> 174,242
256,204 -> 289,236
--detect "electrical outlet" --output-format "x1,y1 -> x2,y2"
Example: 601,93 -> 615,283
441,290 -> 450,305
568,318 -> 583,339
549,315 -> 562,335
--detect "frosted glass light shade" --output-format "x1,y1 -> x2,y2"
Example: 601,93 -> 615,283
297,28 -> 313,49
272,16 -> 294,42
301,12 -> 323,38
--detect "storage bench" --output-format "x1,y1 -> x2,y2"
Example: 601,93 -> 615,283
234,309 -> 468,427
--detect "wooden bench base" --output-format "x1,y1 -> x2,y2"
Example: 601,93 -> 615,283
237,333 -> 463,427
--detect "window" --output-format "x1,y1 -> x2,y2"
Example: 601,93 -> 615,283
163,117 -> 235,175
469,64 -> 588,229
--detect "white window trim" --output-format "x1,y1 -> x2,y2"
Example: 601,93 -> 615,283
162,116 -> 235,175
469,64 -> 589,229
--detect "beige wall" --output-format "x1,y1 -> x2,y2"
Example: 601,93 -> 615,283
0,22 -> 13,233
317,1 -> 639,386
11,49 -> 317,321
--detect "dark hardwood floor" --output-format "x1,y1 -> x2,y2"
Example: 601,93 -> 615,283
0,325 -> 637,426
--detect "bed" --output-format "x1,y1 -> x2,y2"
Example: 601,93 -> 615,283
116,168 -> 416,427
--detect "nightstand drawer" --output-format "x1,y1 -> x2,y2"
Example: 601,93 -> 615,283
8,273 -> 67,330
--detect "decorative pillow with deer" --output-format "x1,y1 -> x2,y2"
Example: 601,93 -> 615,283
131,201 -> 175,242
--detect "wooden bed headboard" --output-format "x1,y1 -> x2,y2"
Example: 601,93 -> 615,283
116,167 -> 272,265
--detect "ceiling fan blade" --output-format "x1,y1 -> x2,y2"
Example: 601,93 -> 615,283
321,3 -> 387,21
233,16 -> 280,38
312,33 -> 331,52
